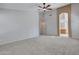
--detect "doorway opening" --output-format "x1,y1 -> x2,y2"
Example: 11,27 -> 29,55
59,13 -> 69,37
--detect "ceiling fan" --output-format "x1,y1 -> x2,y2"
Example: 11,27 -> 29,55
38,3 -> 52,12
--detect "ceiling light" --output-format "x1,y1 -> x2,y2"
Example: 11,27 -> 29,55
43,9 -> 46,10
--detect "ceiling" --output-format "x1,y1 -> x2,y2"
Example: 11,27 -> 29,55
0,3 -> 69,11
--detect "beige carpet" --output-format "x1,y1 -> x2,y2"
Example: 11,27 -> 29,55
0,36 -> 79,55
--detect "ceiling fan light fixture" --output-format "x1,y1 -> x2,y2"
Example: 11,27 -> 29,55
38,3 -> 52,12
43,9 -> 46,11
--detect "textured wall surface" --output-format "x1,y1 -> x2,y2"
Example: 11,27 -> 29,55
45,10 -> 57,36
0,6 -> 39,45
71,4 -> 79,39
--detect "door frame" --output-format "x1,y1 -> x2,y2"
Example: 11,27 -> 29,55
57,4 -> 72,37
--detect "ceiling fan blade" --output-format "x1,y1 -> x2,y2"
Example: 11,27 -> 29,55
43,3 -> 46,9
47,8 -> 52,10
46,5 -> 51,8
38,6 -> 42,8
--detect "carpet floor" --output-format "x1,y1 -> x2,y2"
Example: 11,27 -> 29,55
0,36 -> 79,55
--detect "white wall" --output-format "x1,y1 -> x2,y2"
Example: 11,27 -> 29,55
71,4 -> 79,38
0,8 -> 39,45
45,10 -> 57,36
